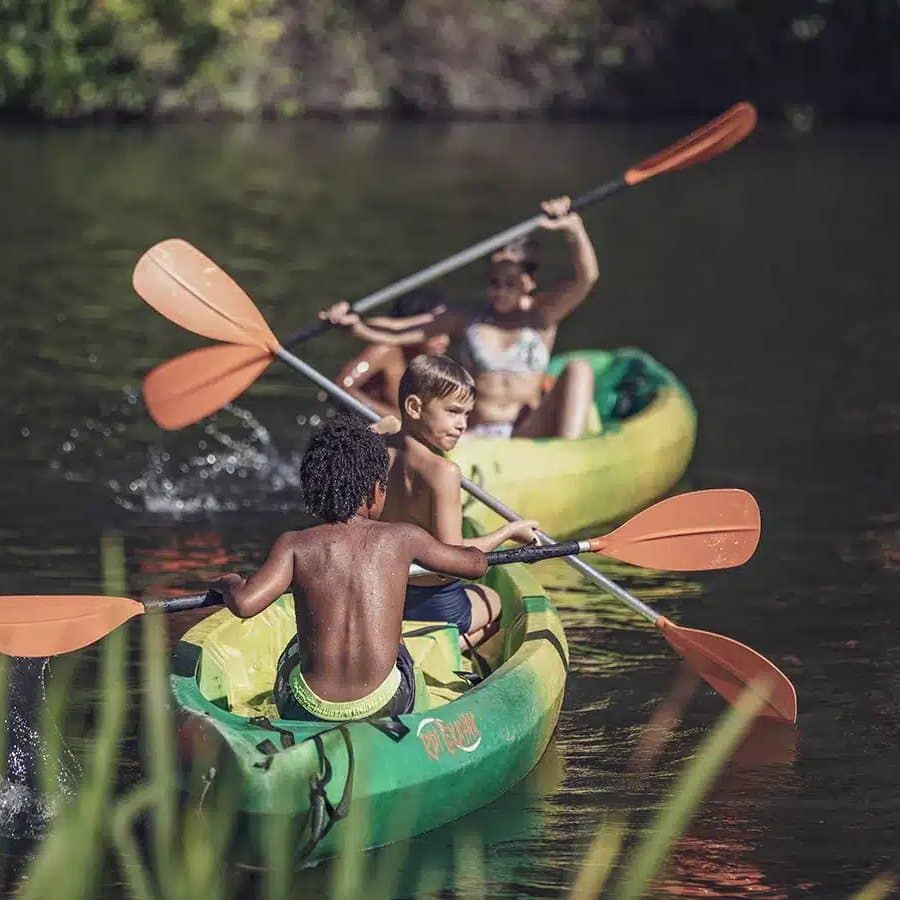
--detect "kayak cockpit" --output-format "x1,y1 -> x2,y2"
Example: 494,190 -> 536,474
183,565 -> 532,719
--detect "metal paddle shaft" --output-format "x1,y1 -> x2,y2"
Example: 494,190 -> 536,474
274,345 -> 660,626
143,591 -> 222,613
281,177 -> 627,347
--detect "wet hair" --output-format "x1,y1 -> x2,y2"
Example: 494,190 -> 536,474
490,236 -> 539,276
300,415 -> 389,523
399,354 -> 475,408
391,285 -> 445,318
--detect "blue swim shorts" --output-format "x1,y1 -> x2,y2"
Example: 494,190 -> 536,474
404,579 -> 472,634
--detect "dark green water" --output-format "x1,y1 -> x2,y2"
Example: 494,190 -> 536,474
0,118 -> 898,896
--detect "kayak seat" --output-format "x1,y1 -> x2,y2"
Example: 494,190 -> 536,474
402,620 -> 472,711
191,600 -> 479,719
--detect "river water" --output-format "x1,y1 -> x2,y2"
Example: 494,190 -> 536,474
0,118 -> 897,897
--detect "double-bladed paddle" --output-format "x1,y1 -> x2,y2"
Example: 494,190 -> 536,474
132,241 -> 796,723
138,102 -> 757,429
0,488 -> 761,659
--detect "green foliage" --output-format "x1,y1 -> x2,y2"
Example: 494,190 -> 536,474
5,0 -> 900,119
0,0 -> 900,120
0,0 -> 283,118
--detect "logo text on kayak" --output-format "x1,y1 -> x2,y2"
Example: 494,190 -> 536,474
417,713 -> 481,760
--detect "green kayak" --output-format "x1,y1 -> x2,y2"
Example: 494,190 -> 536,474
450,348 -> 697,536
169,536 -> 568,866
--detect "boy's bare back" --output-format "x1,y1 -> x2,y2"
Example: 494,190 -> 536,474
224,516 -> 484,703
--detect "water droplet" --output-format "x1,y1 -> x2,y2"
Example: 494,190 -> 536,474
62,441 -> 74,453
20,427 -> 30,438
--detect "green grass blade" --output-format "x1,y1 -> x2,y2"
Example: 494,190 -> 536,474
849,873 -> 897,900
142,611 -> 177,898
570,815 -> 625,900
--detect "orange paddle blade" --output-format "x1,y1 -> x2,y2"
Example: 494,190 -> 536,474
656,617 -> 797,723
0,595 -> 145,658
133,239 -> 279,350
589,489 -> 761,570
625,102 -> 757,186
144,343 -> 274,430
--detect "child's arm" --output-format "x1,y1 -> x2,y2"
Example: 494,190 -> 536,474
530,196 -> 600,328
210,534 -> 295,619
404,524 -> 488,581
365,308 -> 445,331
431,462 -> 540,552
321,303 -> 466,347
337,345 -> 399,418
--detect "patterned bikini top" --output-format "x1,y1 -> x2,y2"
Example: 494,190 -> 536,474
460,316 -> 551,374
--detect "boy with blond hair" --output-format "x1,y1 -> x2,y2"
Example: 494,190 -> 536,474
381,354 -> 538,646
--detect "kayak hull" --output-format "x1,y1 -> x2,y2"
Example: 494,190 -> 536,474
169,547 -> 567,866
450,348 -> 697,535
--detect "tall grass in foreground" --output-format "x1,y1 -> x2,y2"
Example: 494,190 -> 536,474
2,536 -> 895,900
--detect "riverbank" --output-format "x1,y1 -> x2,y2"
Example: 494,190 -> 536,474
2,1 -> 898,122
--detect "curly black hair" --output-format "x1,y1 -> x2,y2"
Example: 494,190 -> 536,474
300,415 -> 389,523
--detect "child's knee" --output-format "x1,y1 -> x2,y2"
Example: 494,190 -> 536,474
464,583 -> 501,624
564,358 -> 594,388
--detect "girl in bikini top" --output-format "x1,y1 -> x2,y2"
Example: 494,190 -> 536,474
323,195 -> 600,438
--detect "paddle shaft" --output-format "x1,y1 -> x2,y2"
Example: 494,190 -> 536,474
274,344 -> 661,625
144,592 -> 221,613
282,178 -> 626,346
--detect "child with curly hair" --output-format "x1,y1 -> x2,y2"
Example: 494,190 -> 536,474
210,415 -> 487,723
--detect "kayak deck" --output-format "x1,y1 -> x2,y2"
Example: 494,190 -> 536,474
169,549 -> 568,866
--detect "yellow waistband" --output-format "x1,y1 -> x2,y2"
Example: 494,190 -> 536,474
289,665 -> 401,721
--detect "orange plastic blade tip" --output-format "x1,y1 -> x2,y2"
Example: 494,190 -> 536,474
591,489 -> 761,571
144,343 -> 274,430
625,102 -> 757,185
657,618 -> 797,723
132,239 -> 279,350
0,595 -> 145,658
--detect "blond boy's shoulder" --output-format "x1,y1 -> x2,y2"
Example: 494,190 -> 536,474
397,435 -> 461,486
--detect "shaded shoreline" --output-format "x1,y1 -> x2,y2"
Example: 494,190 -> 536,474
2,1 -> 900,124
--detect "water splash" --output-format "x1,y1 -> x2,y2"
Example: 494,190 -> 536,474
119,404 -> 308,514
51,387 -> 330,515
0,659 -> 79,839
